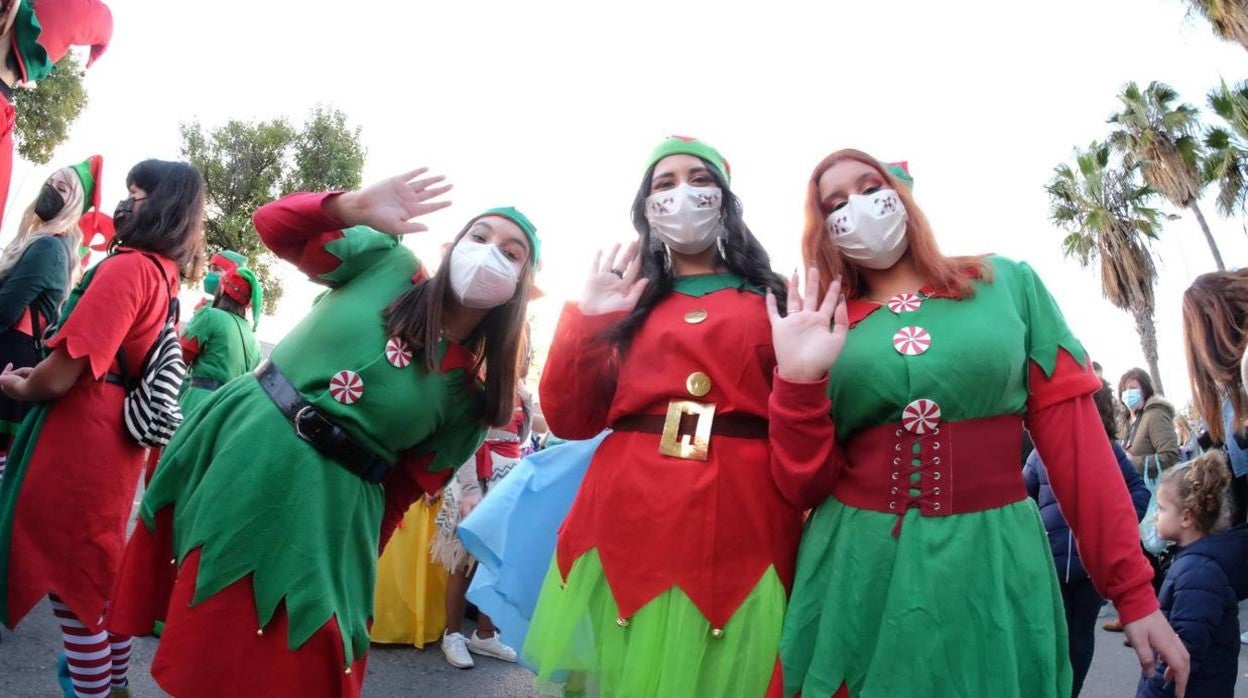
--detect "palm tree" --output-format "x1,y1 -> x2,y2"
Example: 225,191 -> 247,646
1108,81 -> 1226,271
1184,0 -> 1248,51
1047,142 -> 1170,393
1204,80 -> 1248,222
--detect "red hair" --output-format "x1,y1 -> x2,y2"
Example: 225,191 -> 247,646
801,149 -> 988,299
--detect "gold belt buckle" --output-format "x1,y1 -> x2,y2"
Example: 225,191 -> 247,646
659,400 -> 716,461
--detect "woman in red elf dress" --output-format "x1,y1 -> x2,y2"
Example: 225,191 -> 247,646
0,159 -> 205,698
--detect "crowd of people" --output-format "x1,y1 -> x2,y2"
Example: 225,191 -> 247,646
0,5 -> 1243,698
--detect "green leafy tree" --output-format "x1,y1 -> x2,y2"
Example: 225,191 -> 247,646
1108,81 -> 1225,271
286,105 -> 365,194
1047,142 -> 1171,393
13,54 -> 87,165
1183,0 -> 1248,51
1204,79 -> 1248,220
180,106 -> 366,313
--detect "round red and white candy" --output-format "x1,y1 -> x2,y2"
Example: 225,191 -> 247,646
887,293 -> 922,313
385,337 -> 413,368
892,326 -> 932,356
329,370 -> 364,405
902,399 -> 942,434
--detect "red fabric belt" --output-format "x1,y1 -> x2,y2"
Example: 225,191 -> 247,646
475,439 -> 522,480
832,414 -> 1026,536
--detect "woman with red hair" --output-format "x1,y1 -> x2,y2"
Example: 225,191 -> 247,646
778,150 -> 1190,697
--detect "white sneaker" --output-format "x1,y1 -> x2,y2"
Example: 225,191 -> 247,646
1241,630 -> 1248,645
441,631 -> 475,669
467,630 -> 518,662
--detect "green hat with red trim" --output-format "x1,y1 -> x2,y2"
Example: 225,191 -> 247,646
886,161 -> 913,188
69,154 -> 102,214
472,207 -> 540,265
210,250 -> 247,272
646,136 -> 730,183
69,155 -> 113,267
11,0 -> 113,84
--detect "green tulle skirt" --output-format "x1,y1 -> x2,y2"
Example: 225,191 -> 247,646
780,497 -> 1071,697
523,549 -> 786,697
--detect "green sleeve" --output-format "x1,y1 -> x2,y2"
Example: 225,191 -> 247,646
0,236 -> 67,329
317,226 -> 409,287
1009,257 -> 1089,378
417,374 -> 486,474
180,306 -> 219,345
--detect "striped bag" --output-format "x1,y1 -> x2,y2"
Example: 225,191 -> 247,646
115,255 -> 186,448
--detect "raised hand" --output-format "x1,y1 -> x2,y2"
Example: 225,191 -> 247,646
329,167 -> 453,236
765,268 -> 849,383
579,241 -> 650,316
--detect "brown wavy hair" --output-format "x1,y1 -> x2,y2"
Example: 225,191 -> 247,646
1183,269 -> 1248,442
384,218 -> 535,427
801,149 -> 988,299
1161,450 -> 1231,534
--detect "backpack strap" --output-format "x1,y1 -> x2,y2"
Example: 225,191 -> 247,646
112,252 -> 178,384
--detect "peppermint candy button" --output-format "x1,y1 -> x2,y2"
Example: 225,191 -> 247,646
329,370 -> 364,405
892,326 -> 932,356
902,399 -> 942,435
887,293 -> 922,313
386,337 -> 413,368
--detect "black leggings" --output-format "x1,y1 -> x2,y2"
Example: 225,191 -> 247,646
1061,577 -> 1103,697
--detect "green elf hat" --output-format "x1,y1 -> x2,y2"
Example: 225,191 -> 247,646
220,267 -> 263,330
886,161 -> 914,188
70,155 -> 113,267
210,250 -> 247,272
471,207 -> 541,266
646,136 -> 731,183
69,154 -> 102,214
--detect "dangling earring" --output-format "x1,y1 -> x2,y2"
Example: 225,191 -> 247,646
660,243 -> 673,274
715,216 -> 728,262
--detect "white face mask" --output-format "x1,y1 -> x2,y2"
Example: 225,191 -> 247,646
825,188 -> 910,269
449,240 -> 519,309
645,183 -> 723,254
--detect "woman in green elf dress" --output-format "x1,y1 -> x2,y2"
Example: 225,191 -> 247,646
778,150 -> 1190,697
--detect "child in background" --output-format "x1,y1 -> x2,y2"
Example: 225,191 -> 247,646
1139,451 -> 1248,697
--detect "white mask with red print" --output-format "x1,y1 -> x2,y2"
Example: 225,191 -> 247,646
825,188 -> 909,270
645,184 -> 723,254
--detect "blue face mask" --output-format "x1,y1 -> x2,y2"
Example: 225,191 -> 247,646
1122,388 -> 1143,411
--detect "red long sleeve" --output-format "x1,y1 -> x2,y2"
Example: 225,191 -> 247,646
538,303 -> 626,440
1027,353 -> 1158,624
179,335 -> 200,364
768,371 -> 846,510
252,192 -> 350,280
378,450 -> 446,553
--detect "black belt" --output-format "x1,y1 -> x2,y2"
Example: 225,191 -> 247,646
255,361 -> 393,484
189,377 -> 224,391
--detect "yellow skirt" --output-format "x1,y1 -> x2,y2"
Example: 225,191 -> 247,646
371,496 -> 449,647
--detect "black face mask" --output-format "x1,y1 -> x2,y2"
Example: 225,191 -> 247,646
113,197 -> 136,225
34,184 -> 65,222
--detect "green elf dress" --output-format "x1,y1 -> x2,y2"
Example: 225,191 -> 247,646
779,256 -> 1158,697
118,192 -> 527,698
177,267 -> 263,415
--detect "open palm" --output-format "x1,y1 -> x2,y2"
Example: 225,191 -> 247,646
333,167 -> 454,236
580,241 -> 650,316
766,268 -> 849,383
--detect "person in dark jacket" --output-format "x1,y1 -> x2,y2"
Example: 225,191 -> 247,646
1024,379 -> 1150,697
1138,450 -> 1247,698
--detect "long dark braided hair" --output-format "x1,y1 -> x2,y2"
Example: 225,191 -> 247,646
606,158 -> 787,352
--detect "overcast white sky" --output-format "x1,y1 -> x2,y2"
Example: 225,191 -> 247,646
5,0 -> 1246,408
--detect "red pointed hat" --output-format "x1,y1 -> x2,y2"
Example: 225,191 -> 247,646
11,0 -> 113,84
